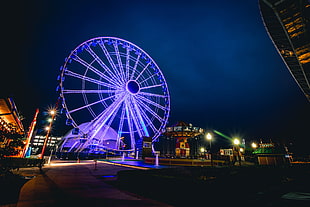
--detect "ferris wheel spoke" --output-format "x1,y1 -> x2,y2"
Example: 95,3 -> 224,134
135,97 -> 164,123
126,99 -> 144,138
98,42 -> 124,83
113,43 -> 126,82
83,46 -> 120,84
134,62 -> 151,81
98,103 -> 120,144
116,103 -> 126,149
81,91 -> 97,119
137,73 -> 157,85
83,93 -> 123,130
125,47 -> 130,80
140,84 -> 164,90
125,99 -> 136,149
62,89 -> 113,94
68,94 -> 117,114
72,54 -> 119,86
131,98 -> 150,137
87,94 -> 126,139
130,53 -> 141,80
77,103 -> 121,153
65,70 -> 117,89
136,94 -> 167,111
135,99 -> 157,134
139,91 -> 168,99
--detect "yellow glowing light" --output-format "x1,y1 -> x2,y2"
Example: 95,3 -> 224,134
49,110 -> 56,116
49,162 -> 90,167
251,143 -> 258,148
200,147 -> 205,153
233,138 -> 240,145
206,132 -> 212,140
45,126 -> 50,131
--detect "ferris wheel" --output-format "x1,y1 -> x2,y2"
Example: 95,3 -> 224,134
57,37 -> 170,152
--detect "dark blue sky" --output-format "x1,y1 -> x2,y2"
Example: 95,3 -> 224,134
2,0 -> 310,152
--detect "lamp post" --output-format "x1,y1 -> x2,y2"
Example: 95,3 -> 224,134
233,138 -> 241,166
22,108 -> 39,158
251,142 -> 258,165
200,147 -> 205,158
206,132 -> 213,166
40,109 -> 56,160
206,133 -> 212,149
233,138 -> 240,145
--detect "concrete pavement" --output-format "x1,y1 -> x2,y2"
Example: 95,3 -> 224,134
16,160 -> 171,207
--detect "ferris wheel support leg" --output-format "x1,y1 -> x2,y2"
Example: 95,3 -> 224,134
135,149 -> 139,159
155,151 -> 159,166
122,152 -> 125,161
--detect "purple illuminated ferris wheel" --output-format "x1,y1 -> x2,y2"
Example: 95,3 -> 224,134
57,37 -> 170,152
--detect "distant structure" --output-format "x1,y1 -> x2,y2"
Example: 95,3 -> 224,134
57,122 -> 120,158
259,0 -> 310,101
163,121 -> 204,157
31,135 -> 62,153
253,141 -> 292,165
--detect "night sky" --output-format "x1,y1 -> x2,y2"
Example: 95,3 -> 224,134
2,0 -> 310,153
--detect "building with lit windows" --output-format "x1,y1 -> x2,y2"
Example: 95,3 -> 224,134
30,135 -> 62,155
0,98 -> 24,150
259,0 -> 310,101
0,98 -> 24,134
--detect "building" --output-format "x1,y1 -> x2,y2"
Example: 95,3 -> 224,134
31,135 -> 62,148
30,135 -> 62,156
163,121 -> 204,158
253,142 -> 292,165
0,98 -> 24,135
259,0 -> 310,101
0,98 -> 25,155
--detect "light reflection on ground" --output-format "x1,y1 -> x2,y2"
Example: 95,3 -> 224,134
99,159 -> 169,169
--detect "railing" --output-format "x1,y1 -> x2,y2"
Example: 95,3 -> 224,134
0,157 -> 45,171
144,157 -> 227,166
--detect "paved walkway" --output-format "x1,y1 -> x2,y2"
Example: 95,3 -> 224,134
16,160 -> 171,207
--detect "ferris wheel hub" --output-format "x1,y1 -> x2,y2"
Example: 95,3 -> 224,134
126,80 -> 140,95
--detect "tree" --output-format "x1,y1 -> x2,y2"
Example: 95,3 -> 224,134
0,130 -> 25,158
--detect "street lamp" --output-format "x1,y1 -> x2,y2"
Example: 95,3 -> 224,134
233,138 -> 240,145
206,132 -> 213,166
233,138 -> 241,166
206,132 -> 212,149
200,147 -> 205,153
40,108 -> 57,159
49,109 -> 56,116
251,142 -> 257,149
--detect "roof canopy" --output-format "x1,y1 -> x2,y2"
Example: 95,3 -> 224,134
0,98 -> 24,134
259,0 -> 310,101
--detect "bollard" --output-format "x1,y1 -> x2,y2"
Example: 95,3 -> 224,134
155,151 -> 159,166
122,152 -> 125,162
94,159 -> 97,170
135,150 -> 139,160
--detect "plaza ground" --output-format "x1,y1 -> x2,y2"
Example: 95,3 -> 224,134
1,159 -> 310,207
